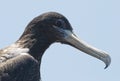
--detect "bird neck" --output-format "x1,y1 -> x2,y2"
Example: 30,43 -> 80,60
16,33 -> 53,61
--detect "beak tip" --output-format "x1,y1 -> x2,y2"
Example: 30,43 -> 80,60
103,54 -> 111,69
104,65 -> 109,69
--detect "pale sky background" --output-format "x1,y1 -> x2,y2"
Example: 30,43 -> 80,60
0,0 -> 119,81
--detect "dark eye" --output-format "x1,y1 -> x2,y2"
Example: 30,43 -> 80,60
55,19 -> 64,27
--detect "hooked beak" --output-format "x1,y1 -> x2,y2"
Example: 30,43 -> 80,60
62,30 -> 111,69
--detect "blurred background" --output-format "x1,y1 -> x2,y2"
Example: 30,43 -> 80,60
0,0 -> 119,81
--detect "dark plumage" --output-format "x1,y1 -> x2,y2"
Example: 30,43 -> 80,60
0,12 -> 111,81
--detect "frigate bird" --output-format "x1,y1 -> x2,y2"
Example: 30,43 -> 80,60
0,12 -> 111,81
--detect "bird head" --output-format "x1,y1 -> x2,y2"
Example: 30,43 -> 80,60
23,12 -> 111,68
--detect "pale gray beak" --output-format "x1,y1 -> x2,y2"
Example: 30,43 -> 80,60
62,30 -> 111,69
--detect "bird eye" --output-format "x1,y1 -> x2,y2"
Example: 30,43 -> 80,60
55,19 -> 64,27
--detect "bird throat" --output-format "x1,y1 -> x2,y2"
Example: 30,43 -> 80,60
16,33 -> 52,61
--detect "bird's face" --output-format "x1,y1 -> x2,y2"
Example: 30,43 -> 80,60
35,12 -> 111,68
